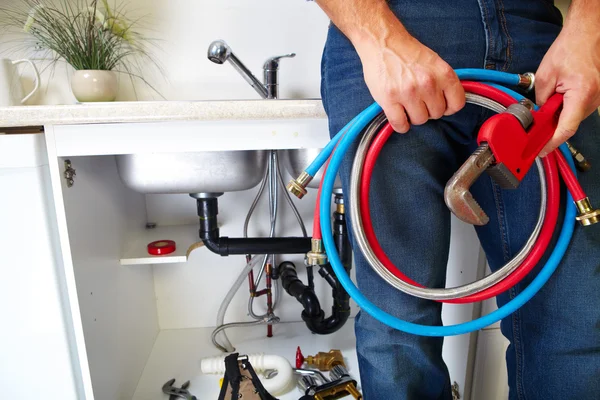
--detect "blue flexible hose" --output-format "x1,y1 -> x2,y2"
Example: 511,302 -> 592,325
305,103 -> 382,177
456,69 -> 522,86
316,69 -> 576,336
306,69 -> 522,177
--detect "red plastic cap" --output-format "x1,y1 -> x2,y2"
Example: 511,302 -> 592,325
296,346 -> 305,369
147,240 -> 176,256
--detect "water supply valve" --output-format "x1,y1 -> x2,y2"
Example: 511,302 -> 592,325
296,348 -> 346,371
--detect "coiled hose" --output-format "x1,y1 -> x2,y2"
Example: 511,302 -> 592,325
300,69 -> 579,336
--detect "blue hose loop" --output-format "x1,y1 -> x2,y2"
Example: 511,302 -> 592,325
317,68 -> 577,336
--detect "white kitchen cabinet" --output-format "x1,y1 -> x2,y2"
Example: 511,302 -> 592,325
0,134 -> 79,398
0,103 -> 485,399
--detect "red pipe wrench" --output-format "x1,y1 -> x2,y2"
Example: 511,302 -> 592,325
445,93 -> 564,225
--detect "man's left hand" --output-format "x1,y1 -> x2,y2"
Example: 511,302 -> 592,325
535,9 -> 600,157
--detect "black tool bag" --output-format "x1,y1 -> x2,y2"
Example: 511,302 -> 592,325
217,353 -> 279,400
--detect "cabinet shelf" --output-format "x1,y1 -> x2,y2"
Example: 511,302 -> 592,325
120,224 -> 200,265
133,321 -> 360,400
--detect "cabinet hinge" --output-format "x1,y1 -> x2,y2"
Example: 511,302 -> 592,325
452,381 -> 460,400
64,159 -> 76,188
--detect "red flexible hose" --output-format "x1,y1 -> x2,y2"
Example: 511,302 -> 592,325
555,149 -> 587,201
359,84 -> 562,302
312,158 -> 330,240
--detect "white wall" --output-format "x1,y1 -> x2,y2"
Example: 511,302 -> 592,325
0,0 -> 330,104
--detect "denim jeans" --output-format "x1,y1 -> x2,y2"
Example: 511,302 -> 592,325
320,1 -> 600,399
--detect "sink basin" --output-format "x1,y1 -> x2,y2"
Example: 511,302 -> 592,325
280,148 -> 342,189
116,150 -> 268,194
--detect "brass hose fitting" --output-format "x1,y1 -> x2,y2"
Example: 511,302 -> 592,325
518,72 -> 535,92
566,141 -> 592,172
575,197 -> 600,226
306,238 -> 328,266
287,171 -> 313,199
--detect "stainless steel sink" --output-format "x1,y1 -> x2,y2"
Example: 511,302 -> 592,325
279,148 -> 342,189
116,150 -> 268,194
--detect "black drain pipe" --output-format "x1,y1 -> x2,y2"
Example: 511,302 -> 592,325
196,195 -> 311,256
280,194 -> 352,335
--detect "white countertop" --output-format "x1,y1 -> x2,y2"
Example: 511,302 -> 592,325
0,99 -> 327,128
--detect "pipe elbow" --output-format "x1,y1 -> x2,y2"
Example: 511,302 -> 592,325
298,290 -> 321,317
201,237 -> 221,255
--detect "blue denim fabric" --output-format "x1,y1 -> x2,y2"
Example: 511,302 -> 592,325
320,1 -> 600,399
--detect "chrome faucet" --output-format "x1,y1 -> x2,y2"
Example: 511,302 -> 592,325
207,40 -> 295,99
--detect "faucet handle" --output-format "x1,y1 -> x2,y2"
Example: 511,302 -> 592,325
264,53 -> 296,70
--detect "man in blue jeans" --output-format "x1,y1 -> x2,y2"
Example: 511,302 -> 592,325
313,0 -> 600,398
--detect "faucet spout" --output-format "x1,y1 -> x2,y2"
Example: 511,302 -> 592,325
207,40 -> 269,99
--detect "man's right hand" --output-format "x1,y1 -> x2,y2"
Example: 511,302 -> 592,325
316,0 -> 465,133
355,32 -> 466,133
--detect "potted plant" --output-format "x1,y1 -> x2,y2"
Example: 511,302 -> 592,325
1,0 -> 159,102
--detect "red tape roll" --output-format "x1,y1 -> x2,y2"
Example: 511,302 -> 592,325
147,240 -> 176,256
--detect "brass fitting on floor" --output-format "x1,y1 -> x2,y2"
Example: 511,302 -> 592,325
304,349 -> 346,371
518,72 -> 535,92
287,171 -> 313,199
306,238 -> 328,266
566,141 -> 591,172
575,198 -> 600,226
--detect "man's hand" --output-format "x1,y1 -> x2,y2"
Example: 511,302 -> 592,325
355,30 -> 465,133
535,1 -> 600,157
316,0 -> 465,133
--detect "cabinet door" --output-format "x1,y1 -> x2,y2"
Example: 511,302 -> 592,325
470,328 -> 510,399
0,134 -> 79,399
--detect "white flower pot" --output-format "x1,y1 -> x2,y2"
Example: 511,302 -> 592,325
71,70 -> 118,102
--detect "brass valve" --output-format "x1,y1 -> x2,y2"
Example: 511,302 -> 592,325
304,349 -> 346,371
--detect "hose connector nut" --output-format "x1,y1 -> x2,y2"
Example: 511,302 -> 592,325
287,171 -> 313,199
306,238 -> 328,266
566,141 -> 592,172
575,197 -> 600,226
518,72 -> 535,92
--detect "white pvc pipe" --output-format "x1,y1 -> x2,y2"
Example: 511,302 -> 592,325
200,353 -> 294,396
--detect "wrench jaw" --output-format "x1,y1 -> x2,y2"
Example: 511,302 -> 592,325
444,144 -> 495,226
445,185 -> 490,226
486,163 -> 521,189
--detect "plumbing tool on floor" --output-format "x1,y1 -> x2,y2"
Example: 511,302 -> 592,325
287,68 -> 598,336
216,354 -> 280,400
202,353 -> 294,396
297,365 -> 362,400
162,378 -> 197,400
